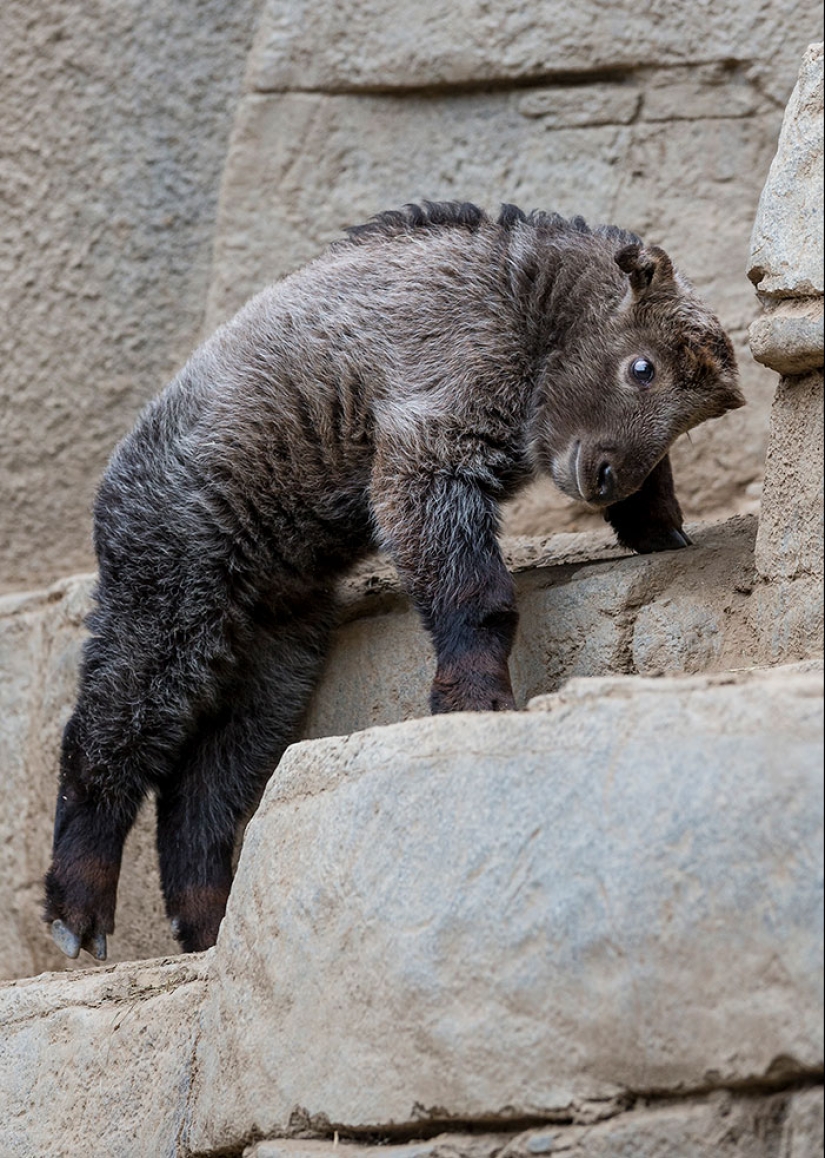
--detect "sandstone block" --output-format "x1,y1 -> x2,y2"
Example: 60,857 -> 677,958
749,43 -> 824,300
0,956 -> 208,1158
780,1086 -> 825,1157
755,371 -> 824,584
0,0 -> 260,593
187,665 -> 823,1152
306,517 -> 758,738
247,0 -> 818,94
749,299 -> 824,376
244,1088 -> 822,1157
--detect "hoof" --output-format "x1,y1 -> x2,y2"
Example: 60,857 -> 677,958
634,527 -> 693,554
51,919 -> 81,959
83,932 -> 108,961
51,920 -> 107,961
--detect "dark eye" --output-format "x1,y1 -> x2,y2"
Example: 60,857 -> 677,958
630,357 -> 656,386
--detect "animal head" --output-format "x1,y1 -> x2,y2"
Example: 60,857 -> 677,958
537,241 -> 744,507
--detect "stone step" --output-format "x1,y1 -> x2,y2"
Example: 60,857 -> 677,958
2,663 -> 820,1157
187,664 -> 824,1151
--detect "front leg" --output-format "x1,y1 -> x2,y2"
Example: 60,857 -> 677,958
604,453 -> 692,554
371,447 -> 519,714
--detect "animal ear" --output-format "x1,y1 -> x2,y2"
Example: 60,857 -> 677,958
615,244 -> 675,297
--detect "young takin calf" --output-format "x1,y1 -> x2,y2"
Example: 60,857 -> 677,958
44,202 -> 744,960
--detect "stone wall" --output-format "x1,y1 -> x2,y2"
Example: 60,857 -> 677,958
1,0 -> 823,592
0,0 -> 260,594
1,664 -> 822,1157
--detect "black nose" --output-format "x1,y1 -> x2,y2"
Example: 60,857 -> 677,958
597,461 -> 617,502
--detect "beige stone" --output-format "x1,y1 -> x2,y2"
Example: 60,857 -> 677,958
246,1088 -> 823,1158
749,43 -> 824,300
248,0 -> 820,94
0,0 -> 259,594
749,299 -> 824,376
755,372 -> 824,583
186,666 -> 823,1151
780,1087 -> 825,1158
751,370 -> 824,666
0,955 -> 208,1158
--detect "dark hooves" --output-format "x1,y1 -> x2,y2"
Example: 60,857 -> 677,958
634,528 -> 693,554
51,919 -> 107,962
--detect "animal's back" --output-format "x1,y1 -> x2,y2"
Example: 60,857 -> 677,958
96,216 -> 528,590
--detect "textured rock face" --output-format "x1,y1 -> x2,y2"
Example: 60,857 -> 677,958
0,956 -> 209,1158
244,1088 -> 823,1157
747,42 -> 824,665
749,43 -> 825,303
305,517 -> 759,738
0,0 -> 260,594
748,42 -> 824,377
0,666 -> 820,1158
186,666 -> 823,1151
248,0 -> 816,93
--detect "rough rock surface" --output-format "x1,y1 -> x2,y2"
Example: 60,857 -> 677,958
0,956 -> 209,1158
755,372 -> 824,585
747,42 -> 824,378
247,0 -> 818,94
186,665 -> 823,1152
244,1087 -> 824,1157
749,42 -> 825,302
0,578 -> 177,982
0,0 -> 260,594
747,43 -> 824,665
305,516 -> 759,738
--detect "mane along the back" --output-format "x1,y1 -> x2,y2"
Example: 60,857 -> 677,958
339,200 -> 642,251
342,200 -> 490,245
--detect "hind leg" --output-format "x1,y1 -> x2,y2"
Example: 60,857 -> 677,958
44,602 -> 227,960
156,598 -> 335,952
44,707 -> 150,960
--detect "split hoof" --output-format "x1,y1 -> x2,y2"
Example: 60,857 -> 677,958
51,920 -> 107,961
51,919 -> 81,959
83,931 -> 108,961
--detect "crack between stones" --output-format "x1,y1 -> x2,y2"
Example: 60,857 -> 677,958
248,57 -> 760,100
183,1070 -> 824,1157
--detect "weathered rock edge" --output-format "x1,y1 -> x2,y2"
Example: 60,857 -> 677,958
185,664 -> 824,1153
242,1085 -> 824,1158
1,664 -> 820,1158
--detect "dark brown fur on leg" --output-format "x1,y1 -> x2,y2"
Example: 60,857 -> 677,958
371,444 -> 523,714
44,715 -> 143,959
604,454 -> 692,554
